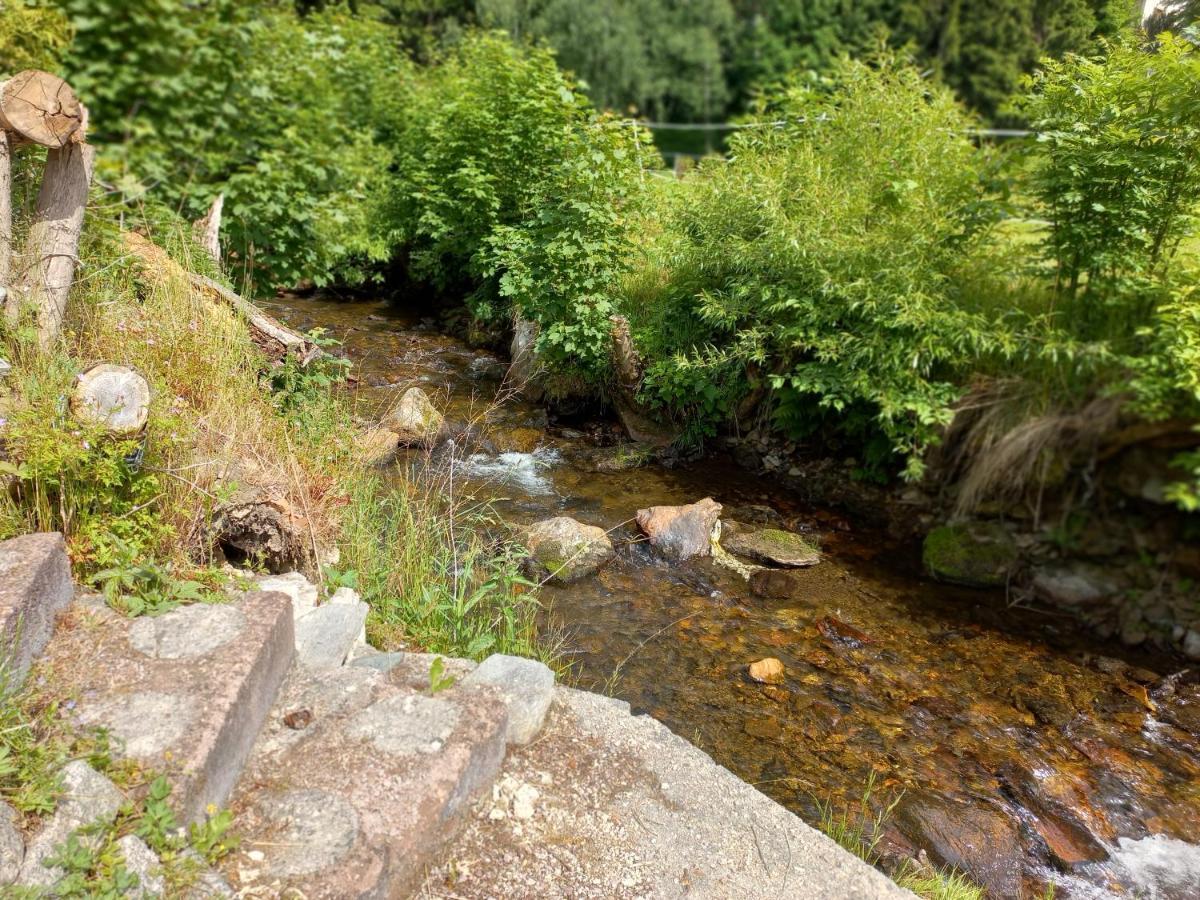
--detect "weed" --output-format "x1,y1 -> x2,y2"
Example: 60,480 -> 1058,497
428,657 -> 457,695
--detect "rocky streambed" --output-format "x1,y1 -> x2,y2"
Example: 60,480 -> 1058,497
269,295 -> 1200,899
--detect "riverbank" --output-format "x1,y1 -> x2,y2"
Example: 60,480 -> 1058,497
263,292 -> 1200,899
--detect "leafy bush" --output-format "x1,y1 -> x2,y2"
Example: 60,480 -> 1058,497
1022,33 -> 1200,505
628,56 -> 1009,476
388,33 -> 649,386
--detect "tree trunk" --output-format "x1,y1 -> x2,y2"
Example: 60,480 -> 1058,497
0,71 -> 85,148
123,232 -> 323,367
10,141 -> 95,348
193,193 -> 223,266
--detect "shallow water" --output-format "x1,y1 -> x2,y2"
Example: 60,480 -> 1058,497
269,296 -> 1200,899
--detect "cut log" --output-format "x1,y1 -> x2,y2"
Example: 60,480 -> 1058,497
208,462 -> 306,574
192,193 -> 223,266
9,141 -> 95,348
123,232 -> 322,367
0,71 -> 85,148
70,363 -> 151,437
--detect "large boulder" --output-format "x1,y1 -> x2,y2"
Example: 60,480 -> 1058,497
526,517 -> 613,583
636,498 -> 722,562
382,387 -> 444,447
922,521 -> 1018,588
722,527 -> 819,567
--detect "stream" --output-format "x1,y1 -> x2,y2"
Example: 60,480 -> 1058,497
269,296 -> 1200,899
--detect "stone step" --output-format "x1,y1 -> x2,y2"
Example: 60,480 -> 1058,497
39,590 -> 294,822
221,663 -> 513,899
0,532 -> 73,688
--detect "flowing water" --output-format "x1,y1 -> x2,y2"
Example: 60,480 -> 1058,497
270,296 -> 1200,899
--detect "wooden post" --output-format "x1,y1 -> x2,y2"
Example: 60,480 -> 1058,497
0,70 -> 92,349
10,141 -> 95,348
0,131 -> 11,296
193,193 -> 223,267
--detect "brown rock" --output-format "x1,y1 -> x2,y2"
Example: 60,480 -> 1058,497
894,794 -> 1022,899
749,568 -> 808,600
748,657 -> 785,684
636,498 -> 722,561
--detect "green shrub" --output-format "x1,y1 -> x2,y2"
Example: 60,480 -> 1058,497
628,56 -> 1009,476
388,33 -> 649,386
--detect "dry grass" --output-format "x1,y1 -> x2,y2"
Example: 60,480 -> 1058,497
942,378 -> 1122,519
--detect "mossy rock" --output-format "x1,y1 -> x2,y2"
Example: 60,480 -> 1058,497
722,527 -> 819,567
922,522 -> 1018,588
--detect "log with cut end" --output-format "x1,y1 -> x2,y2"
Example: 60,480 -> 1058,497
123,232 -> 323,367
207,462 -> 306,573
70,363 -> 151,436
0,71 -> 85,148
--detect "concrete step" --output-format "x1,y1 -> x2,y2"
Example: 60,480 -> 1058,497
221,663 -> 512,899
39,590 -> 294,822
0,532 -> 73,687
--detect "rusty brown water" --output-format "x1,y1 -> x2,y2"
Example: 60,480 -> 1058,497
269,296 -> 1200,899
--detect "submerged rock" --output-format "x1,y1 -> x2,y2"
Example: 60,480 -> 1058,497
894,794 -> 1022,899
382,386 -> 444,447
748,657 -> 785,684
526,516 -> 614,583
723,528 -> 819,567
636,498 -> 722,562
749,567 -> 807,600
922,521 -> 1018,588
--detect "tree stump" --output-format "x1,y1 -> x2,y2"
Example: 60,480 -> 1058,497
193,193 -> 223,266
69,363 -> 151,437
0,71 -> 85,149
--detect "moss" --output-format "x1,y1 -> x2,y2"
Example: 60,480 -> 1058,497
923,522 -> 1018,588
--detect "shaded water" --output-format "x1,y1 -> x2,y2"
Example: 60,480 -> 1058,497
270,296 -> 1200,899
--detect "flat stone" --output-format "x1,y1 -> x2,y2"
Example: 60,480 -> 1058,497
723,528 -> 819,567
42,591 -> 293,822
255,789 -> 359,878
1032,565 -> 1119,607
350,650 -> 477,688
0,801 -> 22,884
19,761 -> 124,886
256,572 -> 319,621
117,835 -> 164,898
79,691 -> 199,757
421,687 -> 912,899
462,653 -> 555,745
526,516 -> 613,583
356,427 -> 399,465
128,603 -> 246,659
0,532 -> 72,689
348,692 -> 461,755
294,600 -> 368,668
636,498 -> 722,562
225,678 -> 508,899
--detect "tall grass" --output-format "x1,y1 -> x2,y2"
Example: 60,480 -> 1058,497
337,465 -> 551,665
